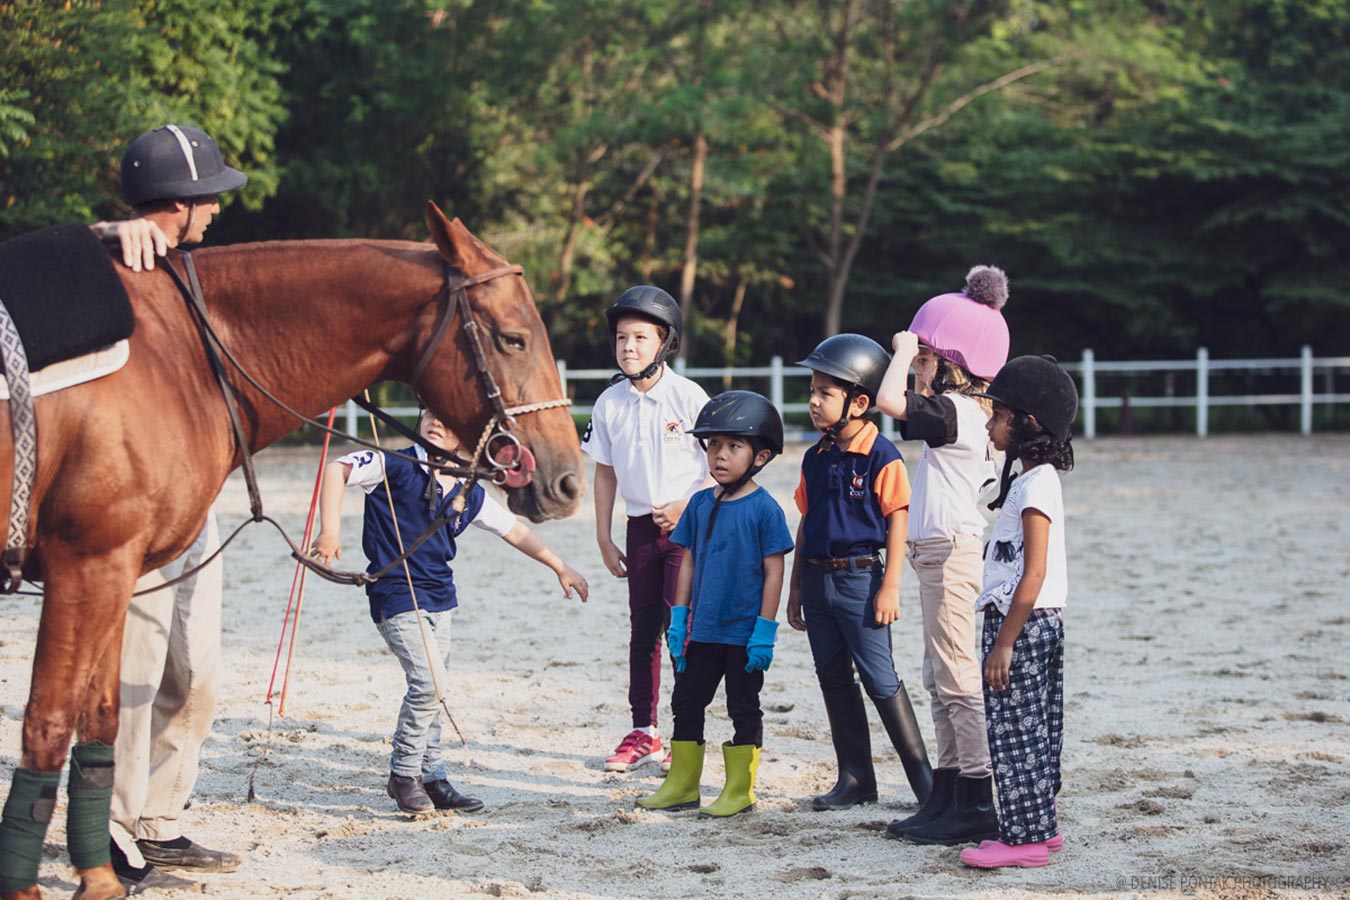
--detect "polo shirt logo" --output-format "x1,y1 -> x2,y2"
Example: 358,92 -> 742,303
663,420 -> 683,444
849,470 -> 866,499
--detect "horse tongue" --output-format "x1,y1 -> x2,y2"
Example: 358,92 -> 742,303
494,443 -> 536,489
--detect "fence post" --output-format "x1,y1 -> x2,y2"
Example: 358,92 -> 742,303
1196,347 -> 1209,437
674,357 -> 688,376
1300,345 -> 1313,435
556,359 -> 568,396
770,355 -> 784,415
1081,349 -> 1096,440
345,398 -> 358,438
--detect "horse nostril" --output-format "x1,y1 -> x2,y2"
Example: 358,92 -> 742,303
554,472 -> 581,501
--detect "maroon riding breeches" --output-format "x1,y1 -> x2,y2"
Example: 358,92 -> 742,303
625,514 -> 684,729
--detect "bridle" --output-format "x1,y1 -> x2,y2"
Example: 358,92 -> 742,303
394,261 -> 571,491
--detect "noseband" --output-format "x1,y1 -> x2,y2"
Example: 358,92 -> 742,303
407,263 -> 571,488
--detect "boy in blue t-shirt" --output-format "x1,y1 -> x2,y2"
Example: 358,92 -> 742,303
313,412 -> 589,816
635,392 -> 795,818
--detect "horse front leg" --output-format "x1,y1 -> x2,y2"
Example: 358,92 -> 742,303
0,550 -> 138,900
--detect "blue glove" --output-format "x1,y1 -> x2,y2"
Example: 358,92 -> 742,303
667,605 -> 690,673
744,616 -> 779,673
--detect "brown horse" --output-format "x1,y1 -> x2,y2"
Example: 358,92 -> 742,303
0,203 -> 582,900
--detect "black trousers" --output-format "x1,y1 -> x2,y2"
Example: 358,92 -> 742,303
671,641 -> 764,747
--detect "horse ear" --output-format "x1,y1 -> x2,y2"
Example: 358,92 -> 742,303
426,200 -> 499,273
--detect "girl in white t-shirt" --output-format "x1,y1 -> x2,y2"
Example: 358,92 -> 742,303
960,355 -> 1078,870
875,266 -> 1008,846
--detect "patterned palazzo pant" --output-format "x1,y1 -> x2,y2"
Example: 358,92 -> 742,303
981,607 -> 1064,845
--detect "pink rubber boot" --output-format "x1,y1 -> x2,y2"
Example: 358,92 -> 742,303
980,833 -> 1062,852
961,839 -> 1050,868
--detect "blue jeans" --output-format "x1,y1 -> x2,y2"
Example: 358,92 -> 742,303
375,608 -> 454,781
801,562 -> 901,700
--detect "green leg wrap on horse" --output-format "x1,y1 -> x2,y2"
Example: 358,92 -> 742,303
67,740 -> 116,869
0,767 -> 61,891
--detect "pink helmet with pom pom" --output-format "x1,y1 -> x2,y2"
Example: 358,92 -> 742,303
908,265 -> 1010,380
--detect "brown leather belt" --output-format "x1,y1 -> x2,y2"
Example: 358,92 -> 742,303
806,555 -> 879,571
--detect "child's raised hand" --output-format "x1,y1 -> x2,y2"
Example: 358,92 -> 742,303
310,530 -> 341,565
984,644 -> 1013,691
892,330 -> 919,359
558,563 -> 590,603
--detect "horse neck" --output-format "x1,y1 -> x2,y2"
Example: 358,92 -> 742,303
193,240 -> 441,448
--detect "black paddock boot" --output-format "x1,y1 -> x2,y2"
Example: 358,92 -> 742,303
424,779 -> 484,813
902,773 -> 998,845
886,767 -> 956,839
812,684 -> 878,811
871,684 -> 933,804
387,773 -> 434,814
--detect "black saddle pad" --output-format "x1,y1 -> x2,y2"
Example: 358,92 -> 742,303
0,223 -> 135,372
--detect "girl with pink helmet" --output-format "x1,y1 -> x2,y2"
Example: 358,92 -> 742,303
874,266 -> 1009,846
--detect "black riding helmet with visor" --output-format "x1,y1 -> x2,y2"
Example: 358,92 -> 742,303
606,285 -> 682,384
121,124 -> 247,207
687,390 -> 784,537
796,334 -> 891,443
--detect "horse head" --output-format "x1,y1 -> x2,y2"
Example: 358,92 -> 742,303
416,202 -> 583,522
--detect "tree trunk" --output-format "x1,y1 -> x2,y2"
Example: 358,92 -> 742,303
722,277 -> 748,390
553,177 -> 591,302
678,128 -> 707,354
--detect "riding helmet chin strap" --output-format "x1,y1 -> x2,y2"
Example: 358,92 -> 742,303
704,454 -> 769,539
821,386 -> 862,449
609,331 -> 677,386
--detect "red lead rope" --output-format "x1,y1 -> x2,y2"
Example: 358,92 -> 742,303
264,407 -> 338,717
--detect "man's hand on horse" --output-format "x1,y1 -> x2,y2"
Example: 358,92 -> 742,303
310,531 -> 341,565
91,218 -> 169,272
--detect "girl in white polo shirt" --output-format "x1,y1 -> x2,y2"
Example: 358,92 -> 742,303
875,265 -> 1009,846
583,286 -> 710,773
961,354 -> 1077,870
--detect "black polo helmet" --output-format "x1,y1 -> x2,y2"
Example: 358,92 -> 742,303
120,124 -> 247,206
796,333 -> 891,399
975,355 -> 1079,440
689,390 -> 785,456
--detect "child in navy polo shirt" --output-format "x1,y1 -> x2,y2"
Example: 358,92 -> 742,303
635,392 -> 794,818
312,411 -> 589,816
787,335 -> 934,813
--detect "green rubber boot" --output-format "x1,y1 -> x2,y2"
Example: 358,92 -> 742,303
698,742 -> 759,818
635,740 -> 704,811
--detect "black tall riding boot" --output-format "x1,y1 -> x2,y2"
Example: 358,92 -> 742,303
885,767 -> 956,839
902,773 -> 998,845
871,684 -> 933,804
812,684 -> 878,811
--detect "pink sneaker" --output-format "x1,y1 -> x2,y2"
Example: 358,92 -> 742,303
980,832 -> 1062,852
661,749 -> 673,773
604,730 -> 663,772
961,840 -> 1050,868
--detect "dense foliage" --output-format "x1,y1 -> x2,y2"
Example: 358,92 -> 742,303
2,0 -> 1345,367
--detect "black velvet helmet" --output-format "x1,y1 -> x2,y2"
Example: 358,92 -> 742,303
975,355 -> 1079,440
796,333 -> 891,399
689,390 -> 785,456
120,124 -> 247,206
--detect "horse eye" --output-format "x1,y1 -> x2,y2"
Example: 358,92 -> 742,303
497,331 -> 528,353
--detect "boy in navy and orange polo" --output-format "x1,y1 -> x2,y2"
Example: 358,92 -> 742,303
786,335 -> 934,813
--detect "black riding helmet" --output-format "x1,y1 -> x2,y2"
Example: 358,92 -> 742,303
974,355 -> 1079,441
688,390 -> 785,457
688,391 -> 784,537
606,285 -> 681,383
121,124 -> 247,207
797,333 -> 891,439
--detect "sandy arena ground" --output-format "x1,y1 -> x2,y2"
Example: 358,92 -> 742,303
2,434 -> 1348,899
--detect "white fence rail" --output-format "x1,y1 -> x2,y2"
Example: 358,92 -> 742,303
342,346 -> 1350,440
